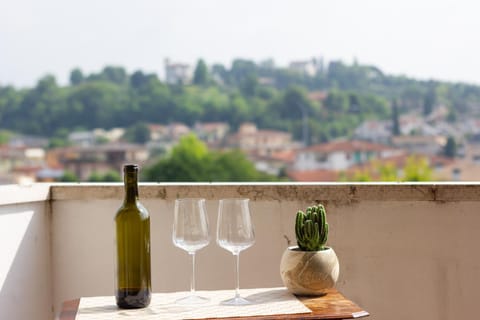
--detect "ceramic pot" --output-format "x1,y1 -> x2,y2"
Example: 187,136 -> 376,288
280,246 -> 339,296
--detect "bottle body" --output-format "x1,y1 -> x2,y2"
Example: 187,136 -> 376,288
115,165 -> 151,308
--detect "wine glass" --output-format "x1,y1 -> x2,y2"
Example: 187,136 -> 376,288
216,198 -> 255,305
172,198 -> 210,304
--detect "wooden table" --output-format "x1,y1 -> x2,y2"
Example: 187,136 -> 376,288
59,288 -> 369,320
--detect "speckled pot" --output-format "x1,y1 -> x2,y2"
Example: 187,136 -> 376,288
280,246 -> 339,296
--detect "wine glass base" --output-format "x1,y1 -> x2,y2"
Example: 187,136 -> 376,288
221,296 -> 252,306
175,295 -> 210,305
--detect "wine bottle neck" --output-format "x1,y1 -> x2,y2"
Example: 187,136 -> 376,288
123,171 -> 139,204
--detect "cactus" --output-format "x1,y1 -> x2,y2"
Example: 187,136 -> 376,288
295,204 -> 329,251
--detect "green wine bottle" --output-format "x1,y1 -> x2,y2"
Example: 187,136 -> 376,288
115,164 -> 151,308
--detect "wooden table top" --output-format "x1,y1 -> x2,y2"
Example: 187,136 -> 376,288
59,288 -> 369,320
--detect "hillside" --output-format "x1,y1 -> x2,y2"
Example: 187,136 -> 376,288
1,58 -> 480,147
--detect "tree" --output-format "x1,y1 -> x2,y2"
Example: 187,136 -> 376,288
143,134 -> 211,182
60,171 -> 78,182
352,170 -> 372,182
143,134 -> 278,182
70,68 -> 84,85
325,89 -> 349,113
444,136 -> 457,158
211,63 -> 229,84
193,59 -> 209,86
423,88 -> 436,116
88,170 -> 121,182
0,130 -> 12,145
130,70 -> 147,89
402,156 -> 433,181
123,122 -> 151,144
231,59 -> 257,85
240,73 -> 258,97
101,66 -> 128,85
392,99 -> 400,135
379,163 -> 398,181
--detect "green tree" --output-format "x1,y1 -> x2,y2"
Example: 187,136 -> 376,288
101,66 -> 128,85
60,171 -> 79,182
423,88 -> 436,116
143,134 -> 211,181
103,170 -> 122,182
88,170 -> 122,182
444,136 -> 457,158
230,59 -> 257,85
402,156 -> 433,181
325,89 -> 349,113
379,163 -> 398,181
70,68 -> 84,85
392,99 -> 400,135
193,59 -> 209,86
143,134 -> 278,182
123,122 -> 151,144
48,128 -> 71,149
88,172 -> 102,182
240,74 -> 258,97
352,170 -> 372,182
210,150 -> 262,181
0,130 -> 12,145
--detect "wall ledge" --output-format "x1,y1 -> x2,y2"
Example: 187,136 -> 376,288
48,182 -> 480,203
0,183 -> 51,206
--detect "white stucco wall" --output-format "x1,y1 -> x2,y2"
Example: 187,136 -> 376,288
49,183 -> 480,320
2,183 -> 480,320
0,184 -> 52,320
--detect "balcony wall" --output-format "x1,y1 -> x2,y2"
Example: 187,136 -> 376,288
0,184 -> 52,320
1,183 -> 480,320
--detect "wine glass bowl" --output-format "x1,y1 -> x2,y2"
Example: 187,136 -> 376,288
216,198 -> 255,305
172,198 -> 210,304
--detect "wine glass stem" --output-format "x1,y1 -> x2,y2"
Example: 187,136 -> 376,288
190,252 -> 196,295
234,253 -> 240,299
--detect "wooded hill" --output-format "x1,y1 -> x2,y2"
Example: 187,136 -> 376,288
1,58 -> 479,146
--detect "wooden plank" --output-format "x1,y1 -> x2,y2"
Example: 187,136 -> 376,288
59,299 -> 80,320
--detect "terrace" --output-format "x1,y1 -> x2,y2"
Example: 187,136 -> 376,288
1,183 -> 479,320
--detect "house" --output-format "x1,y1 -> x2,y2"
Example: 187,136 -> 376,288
148,124 -> 169,141
8,135 -> 48,148
148,122 -> 191,142
51,143 -> 149,180
353,120 -> 392,144
194,122 -> 230,146
433,140 -> 480,181
168,122 -> 191,140
164,59 -> 192,85
249,150 -> 297,176
69,128 -> 125,146
0,145 -> 47,183
391,135 -> 447,156
68,131 -> 96,146
289,57 -> 323,77
228,123 -> 296,157
399,114 -> 437,136
293,140 -> 403,171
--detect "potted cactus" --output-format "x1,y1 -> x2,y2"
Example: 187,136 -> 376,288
280,204 -> 339,296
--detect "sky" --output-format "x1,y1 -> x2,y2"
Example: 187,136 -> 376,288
1,0 -> 480,87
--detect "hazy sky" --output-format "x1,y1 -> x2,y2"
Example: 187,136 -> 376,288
1,0 -> 480,87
